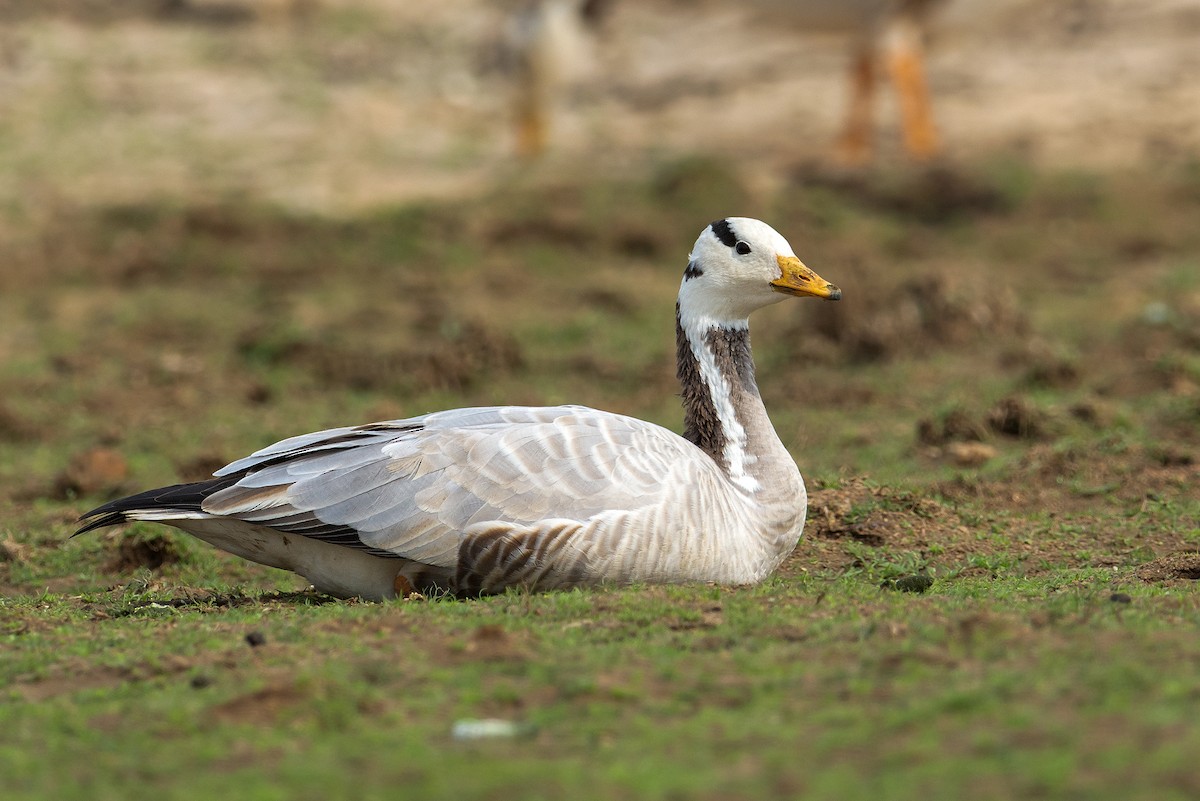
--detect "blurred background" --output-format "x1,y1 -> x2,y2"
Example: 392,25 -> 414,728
0,0 -> 1195,212
0,0 -> 1198,592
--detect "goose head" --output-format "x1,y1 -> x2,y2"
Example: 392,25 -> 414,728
679,217 -> 841,326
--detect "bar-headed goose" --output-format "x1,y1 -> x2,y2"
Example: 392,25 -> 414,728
76,218 -> 841,600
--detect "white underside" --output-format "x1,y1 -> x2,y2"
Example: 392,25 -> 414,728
131,512 -> 403,600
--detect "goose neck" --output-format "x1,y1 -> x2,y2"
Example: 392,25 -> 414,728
676,304 -> 787,495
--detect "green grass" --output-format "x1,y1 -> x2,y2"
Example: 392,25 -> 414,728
6,577 -> 1200,800
1,36 -> 1199,795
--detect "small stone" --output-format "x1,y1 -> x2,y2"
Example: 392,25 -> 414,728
245,631 -> 267,648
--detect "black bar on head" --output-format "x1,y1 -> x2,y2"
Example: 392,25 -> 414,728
709,219 -> 737,248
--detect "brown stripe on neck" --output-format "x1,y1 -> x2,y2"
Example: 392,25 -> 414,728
676,305 -> 759,469
706,325 -> 758,396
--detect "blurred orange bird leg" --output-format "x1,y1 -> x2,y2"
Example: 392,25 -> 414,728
761,0 -> 946,164
515,82 -> 550,158
881,10 -> 939,159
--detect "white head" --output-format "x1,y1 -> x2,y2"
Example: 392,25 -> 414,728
678,217 -> 841,328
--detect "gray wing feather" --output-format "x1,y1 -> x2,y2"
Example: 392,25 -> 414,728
202,405 -> 711,568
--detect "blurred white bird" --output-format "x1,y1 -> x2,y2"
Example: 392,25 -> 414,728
500,0 -> 947,162
505,0 -> 611,157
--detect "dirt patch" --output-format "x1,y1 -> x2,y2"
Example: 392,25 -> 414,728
0,403 -> 38,442
1135,553 -> 1200,584
104,531 -> 184,572
453,623 -> 532,663
238,312 -> 524,394
789,165 -> 1016,225
917,408 -> 990,446
985,395 -> 1046,440
11,650 -> 205,702
54,448 -> 130,499
0,538 -> 30,564
802,270 -> 1028,363
210,683 -> 308,726
14,665 -> 138,703
797,459 -> 1200,580
936,443 -> 1198,514
793,479 -> 967,575
289,323 -> 524,393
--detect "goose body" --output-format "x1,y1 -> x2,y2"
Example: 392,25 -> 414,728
76,218 -> 841,599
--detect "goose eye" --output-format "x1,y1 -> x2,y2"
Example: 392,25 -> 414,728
734,241 -> 752,255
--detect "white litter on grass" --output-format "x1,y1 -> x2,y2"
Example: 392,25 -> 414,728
451,718 -> 528,741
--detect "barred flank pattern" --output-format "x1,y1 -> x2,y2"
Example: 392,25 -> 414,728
456,522 -> 588,596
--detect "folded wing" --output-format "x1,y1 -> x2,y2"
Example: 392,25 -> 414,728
203,405 -> 716,569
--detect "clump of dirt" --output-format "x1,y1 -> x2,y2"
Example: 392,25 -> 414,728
794,478 -> 968,575
791,164 -> 1016,225
917,394 -> 1047,451
1067,398 -> 1117,430
0,538 -> 30,563
54,448 -> 130,498
285,320 -> 524,393
1135,553 -> 1200,584
238,304 -> 525,394
884,573 -> 934,593
0,403 -> 39,442
917,398 -> 1043,468
210,684 -> 307,726
917,408 -> 989,446
485,211 -> 596,250
105,531 -> 183,572
413,321 -> 525,391
986,395 -> 1045,439
459,624 -> 530,663
1017,352 -> 1081,390
806,272 -> 1028,363
1149,445 -> 1195,467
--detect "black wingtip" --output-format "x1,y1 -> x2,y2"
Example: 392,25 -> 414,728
70,476 -> 241,539
72,511 -> 130,538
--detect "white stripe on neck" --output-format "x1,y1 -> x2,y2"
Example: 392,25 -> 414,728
681,312 -> 760,494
